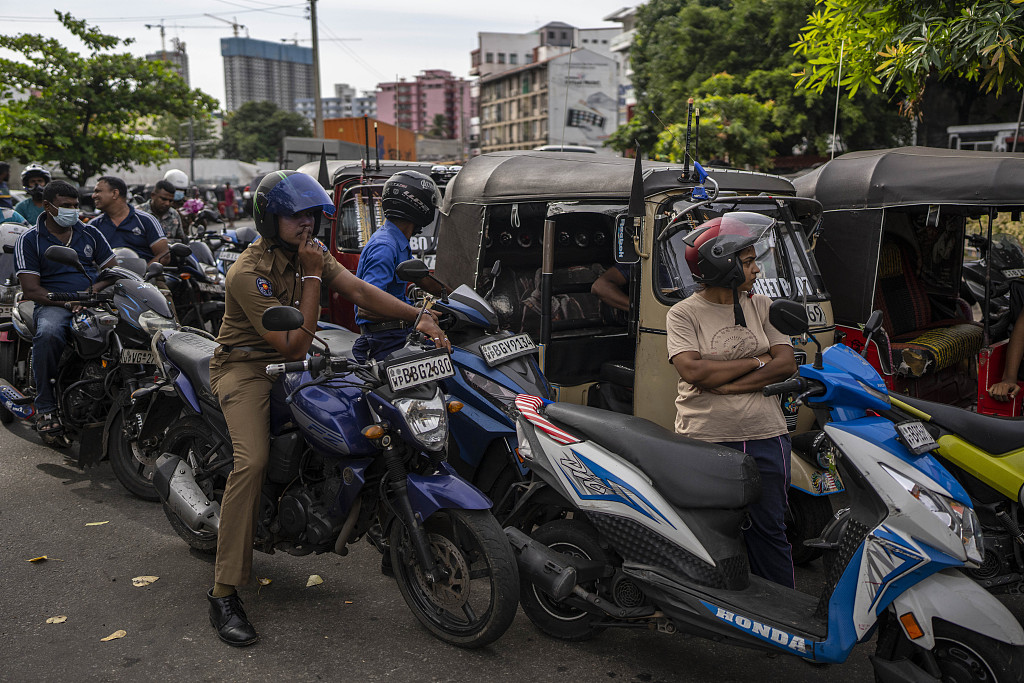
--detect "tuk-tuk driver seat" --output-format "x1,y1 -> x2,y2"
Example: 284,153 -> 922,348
874,241 -> 983,377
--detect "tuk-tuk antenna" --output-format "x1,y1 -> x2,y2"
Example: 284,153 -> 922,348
684,98 -> 694,179
693,107 -> 701,176
831,40 -> 845,160
559,45 -> 576,150
373,121 -> 381,172
362,115 -> 371,176
317,144 -> 330,190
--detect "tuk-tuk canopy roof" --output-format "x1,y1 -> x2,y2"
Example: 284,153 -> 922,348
295,159 -> 447,188
794,146 -> 1024,210
441,151 -> 794,211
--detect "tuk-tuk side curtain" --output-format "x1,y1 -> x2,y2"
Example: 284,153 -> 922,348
435,204 -> 486,290
814,209 -> 884,327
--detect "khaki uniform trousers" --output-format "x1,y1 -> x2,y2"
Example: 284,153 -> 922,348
209,348 -> 277,587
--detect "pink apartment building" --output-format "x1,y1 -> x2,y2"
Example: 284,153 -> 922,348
376,69 -> 473,141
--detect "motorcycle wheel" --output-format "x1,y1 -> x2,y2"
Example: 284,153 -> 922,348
108,410 -> 160,502
519,518 -> 609,641
875,613 -> 1024,683
786,490 -> 833,565
159,416 -> 226,554
389,508 -> 519,649
0,341 -> 15,424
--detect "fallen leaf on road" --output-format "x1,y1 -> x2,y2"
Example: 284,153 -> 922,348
306,574 -> 323,588
132,576 -> 159,587
27,556 -> 49,562
257,577 -> 272,586
100,630 -> 127,642
45,616 -> 68,624
85,521 -> 109,526
344,601 -> 353,604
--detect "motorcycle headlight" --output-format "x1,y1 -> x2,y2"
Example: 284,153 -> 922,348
462,368 -> 519,419
857,379 -> 890,407
881,464 -> 984,565
202,264 -> 223,283
138,309 -> 179,336
394,390 -> 448,451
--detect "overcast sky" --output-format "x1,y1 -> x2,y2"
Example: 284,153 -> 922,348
2,1 -> 628,108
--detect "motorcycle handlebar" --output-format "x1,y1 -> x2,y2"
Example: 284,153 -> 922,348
763,377 -> 808,397
47,291 -> 90,302
266,356 -> 351,376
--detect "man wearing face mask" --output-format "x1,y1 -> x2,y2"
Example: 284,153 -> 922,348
14,180 -> 116,435
14,164 -> 51,226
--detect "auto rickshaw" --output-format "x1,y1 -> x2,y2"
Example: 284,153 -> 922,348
434,151 -> 841,562
295,159 -> 460,329
794,146 -> 1024,416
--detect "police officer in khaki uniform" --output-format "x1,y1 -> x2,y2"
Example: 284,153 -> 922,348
206,170 -> 449,647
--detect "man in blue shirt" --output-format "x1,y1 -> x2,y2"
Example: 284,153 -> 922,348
352,170 -> 447,362
91,175 -> 169,265
15,180 -> 115,434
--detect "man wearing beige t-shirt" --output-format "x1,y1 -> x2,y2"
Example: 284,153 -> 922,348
667,214 -> 797,588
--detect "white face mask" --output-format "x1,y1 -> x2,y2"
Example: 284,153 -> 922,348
50,206 -> 79,228
173,190 -> 185,201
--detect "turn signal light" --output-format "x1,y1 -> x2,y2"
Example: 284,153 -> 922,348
446,401 -> 464,414
181,273 -> 191,280
362,425 -> 384,439
899,612 -> 924,640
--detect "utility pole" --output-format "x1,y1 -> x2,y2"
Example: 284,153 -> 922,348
309,0 -> 324,138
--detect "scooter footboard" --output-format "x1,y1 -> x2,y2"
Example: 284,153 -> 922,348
406,463 -> 492,521
891,568 -> 1024,649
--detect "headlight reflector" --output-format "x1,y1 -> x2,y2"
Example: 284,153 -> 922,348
395,391 -> 448,450
138,309 -> 179,335
463,368 -> 519,419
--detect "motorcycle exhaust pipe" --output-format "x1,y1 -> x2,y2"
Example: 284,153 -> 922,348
505,526 -> 577,601
154,454 -> 220,533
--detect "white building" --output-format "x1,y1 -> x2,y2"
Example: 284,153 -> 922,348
604,6 -> 640,124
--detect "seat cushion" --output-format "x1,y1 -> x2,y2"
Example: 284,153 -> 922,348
894,324 -> 984,377
16,301 -> 35,336
164,332 -> 219,393
313,328 -> 358,358
542,402 -> 760,510
900,394 -> 1024,455
599,360 -> 635,388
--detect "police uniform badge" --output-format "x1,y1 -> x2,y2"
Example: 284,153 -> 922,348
256,276 -> 274,297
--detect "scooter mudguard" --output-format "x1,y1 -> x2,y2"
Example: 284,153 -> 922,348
0,377 -> 35,419
890,568 -> 1024,649
406,461 -> 492,521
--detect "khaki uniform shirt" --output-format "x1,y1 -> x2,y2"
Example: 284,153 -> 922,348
666,293 -> 790,442
215,236 -> 344,358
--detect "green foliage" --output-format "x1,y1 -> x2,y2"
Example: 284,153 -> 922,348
0,12 -> 218,186
428,114 -> 450,139
793,0 -> 1024,115
149,113 -> 221,158
220,101 -> 312,163
607,0 -> 907,164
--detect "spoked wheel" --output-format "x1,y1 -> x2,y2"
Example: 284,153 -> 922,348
389,508 -> 519,648
875,613 -> 1024,683
159,416 -> 228,554
109,410 -> 160,501
519,518 -> 609,641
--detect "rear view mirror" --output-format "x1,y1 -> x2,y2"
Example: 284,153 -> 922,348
614,214 -> 641,264
44,245 -> 82,267
262,306 -> 304,332
768,299 -> 809,336
865,310 -> 883,336
396,259 -> 431,282
170,243 -> 192,259
145,262 -> 164,280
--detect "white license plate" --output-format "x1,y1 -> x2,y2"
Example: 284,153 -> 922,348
217,250 -> 239,262
423,254 -> 436,270
805,303 -> 827,327
197,282 -> 224,294
385,352 -> 454,391
121,348 -> 157,365
480,333 -> 537,366
1003,268 -> 1024,278
896,420 -> 938,455
0,304 -> 11,319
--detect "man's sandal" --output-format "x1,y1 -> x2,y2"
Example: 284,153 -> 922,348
36,412 -> 62,434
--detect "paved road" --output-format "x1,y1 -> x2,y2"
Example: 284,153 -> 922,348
2,420 -> 1022,682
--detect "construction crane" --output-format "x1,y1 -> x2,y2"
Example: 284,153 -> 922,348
203,14 -> 248,38
144,19 -> 235,56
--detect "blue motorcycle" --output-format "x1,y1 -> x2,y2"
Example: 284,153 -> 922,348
150,305 -> 519,648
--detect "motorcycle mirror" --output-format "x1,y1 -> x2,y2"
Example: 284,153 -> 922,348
262,306 -> 305,332
768,299 -> 809,336
397,259 -> 431,282
145,262 -> 164,280
864,310 -> 883,336
44,244 -> 82,267
169,243 -> 192,259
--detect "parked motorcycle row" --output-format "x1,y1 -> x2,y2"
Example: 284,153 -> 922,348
3,148 -> 1024,682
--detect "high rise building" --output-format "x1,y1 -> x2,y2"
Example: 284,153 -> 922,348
221,37 -> 313,113
376,70 -> 472,141
146,38 -> 190,87
296,83 -> 377,122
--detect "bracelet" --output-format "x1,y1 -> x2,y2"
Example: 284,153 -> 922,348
302,275 -> 322,283
752,356 -> 765,370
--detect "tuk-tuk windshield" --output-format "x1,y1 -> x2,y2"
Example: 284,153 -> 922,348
657,198 -> 828,303
336,183 -> 439,267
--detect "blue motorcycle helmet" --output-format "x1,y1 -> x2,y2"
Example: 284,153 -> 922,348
253,170 -> 336,242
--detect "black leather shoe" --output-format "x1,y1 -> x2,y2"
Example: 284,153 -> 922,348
208,590 -> 259,647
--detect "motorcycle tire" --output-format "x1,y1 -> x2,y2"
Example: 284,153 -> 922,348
0,341 -> 16,424
389,508 -> 519,649
159,416 -> 227,554
874,612 -> 1024,683
519,518 -> 610,641
108,410 -> 160,502
786,490 -> 834,565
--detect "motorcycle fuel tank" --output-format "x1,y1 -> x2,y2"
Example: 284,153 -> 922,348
283,370 -> 377,457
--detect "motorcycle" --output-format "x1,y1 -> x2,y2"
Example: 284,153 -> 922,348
150,305 -> 519,648
211,226 -> 257,275
505,299 -> 1024,680
962,231 -> 1024,341
0,246 -> 177,483
162,242 -> 226,335
0,222 -> 31,424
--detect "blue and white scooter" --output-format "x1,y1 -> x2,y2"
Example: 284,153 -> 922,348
506,299 -> 1024,681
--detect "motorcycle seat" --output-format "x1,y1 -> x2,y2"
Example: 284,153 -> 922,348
16,301 -> 35,336
899,395 -> 1024,456
542,402 -> 761,510
164,332 -> 219,394
599,360 -> 635,388
312,329 -> 358,359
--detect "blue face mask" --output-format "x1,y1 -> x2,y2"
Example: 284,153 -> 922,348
173,190 -> 185,201
50,206 -> 78,228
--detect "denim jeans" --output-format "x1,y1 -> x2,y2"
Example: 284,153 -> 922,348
352,328 -> 409,363
32,305 -> 73,414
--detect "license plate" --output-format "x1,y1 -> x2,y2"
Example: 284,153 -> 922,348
0,304 -> 11,319
423,254 -> 436,270
217,250 -> 239,262
479,333 -> 537,366
1003,268 -> 1024,278
805,303 -> 827,327
197,282 -> 224,294
121,348 -> 157,365
896,420 -> 938,455
384,350 -> 454,391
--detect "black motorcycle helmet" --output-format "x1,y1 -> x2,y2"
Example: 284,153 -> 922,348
381,170 -> 441,229
253,170 -> 335,242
